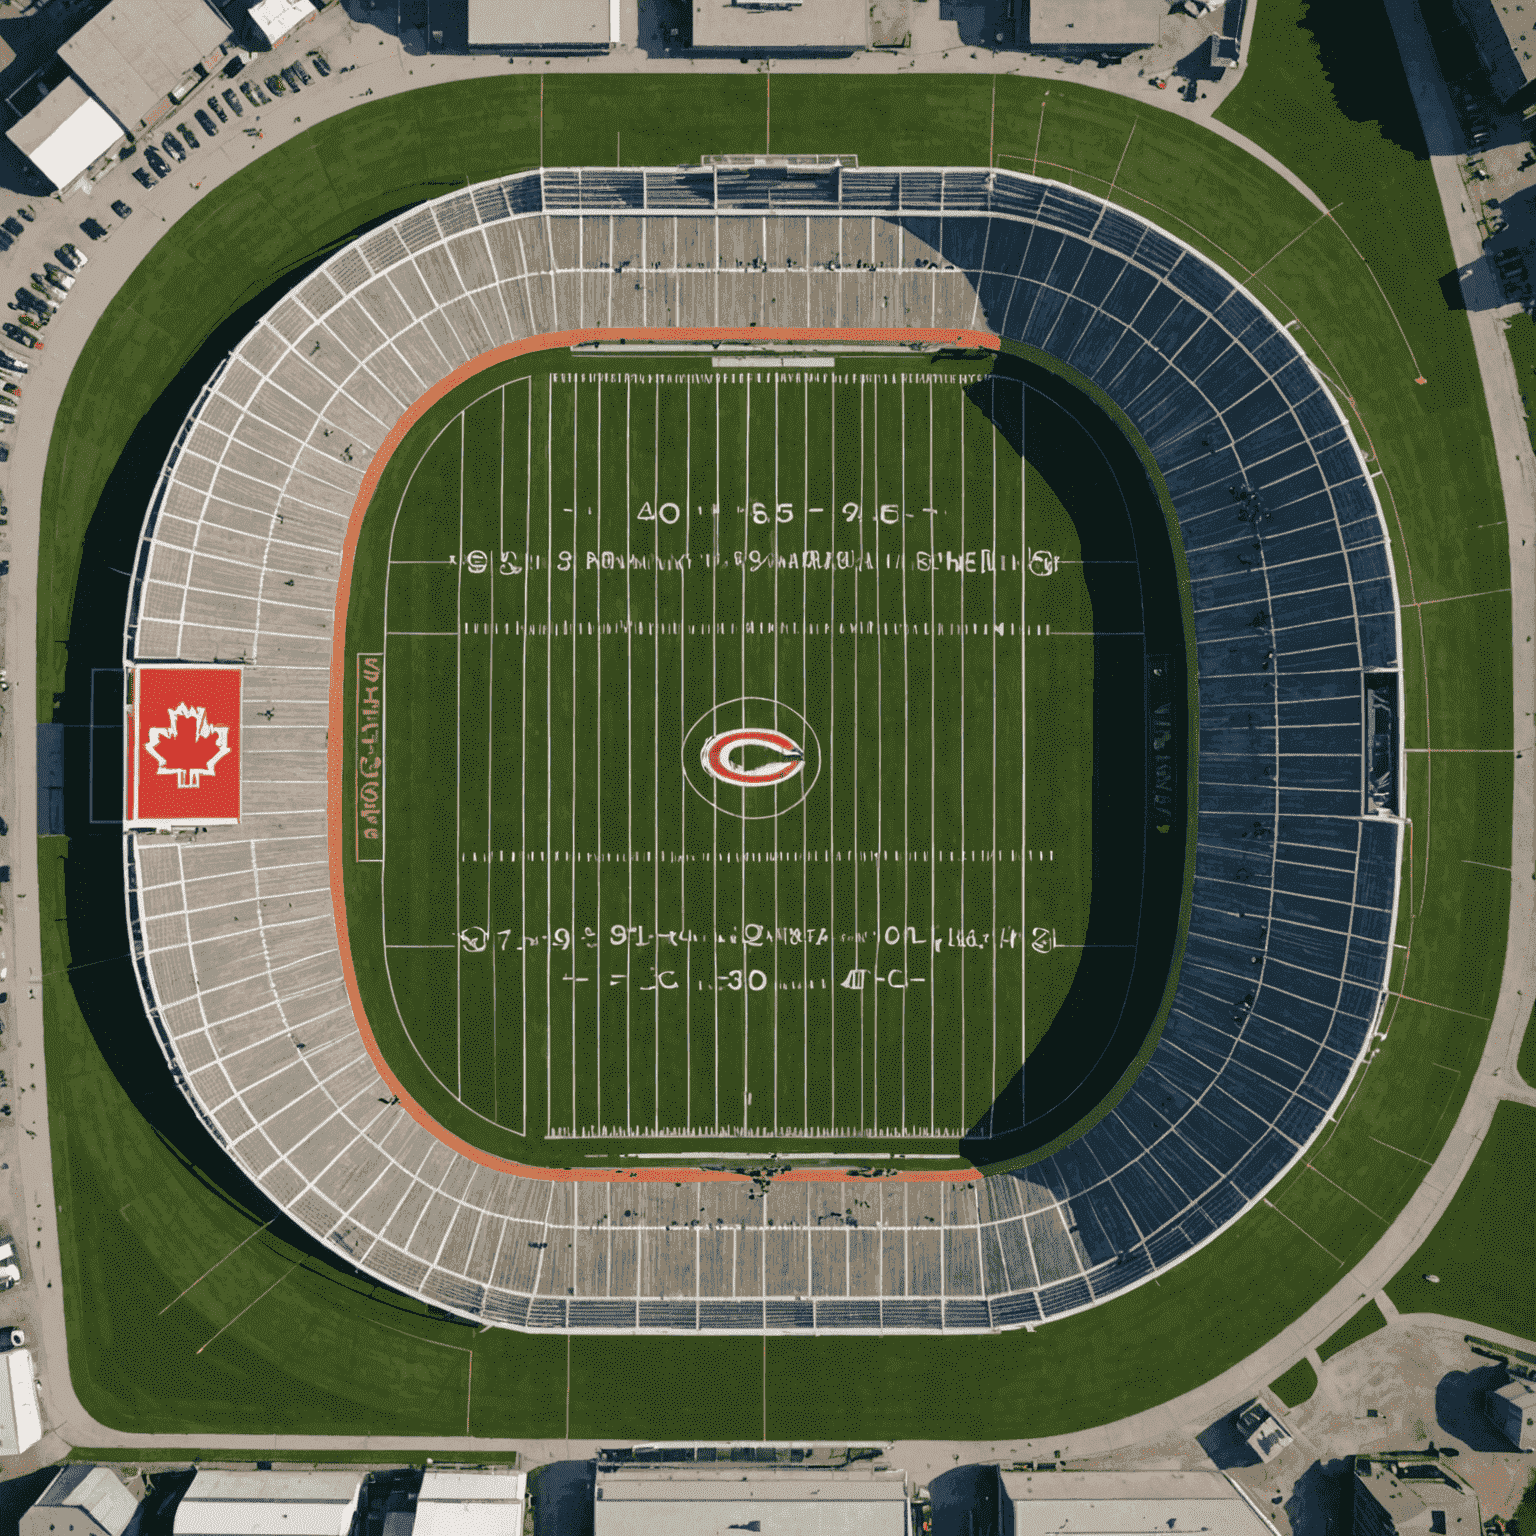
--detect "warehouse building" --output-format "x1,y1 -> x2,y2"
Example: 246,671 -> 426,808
1350,1456 -> 1479,1536
998,1470 -> 1282,1536
0,1349 -> 42,1457
1486,1376 -> 1536,1452
4,76 -> 125,190
467,0 -> 619,48
172,1471 -> 366,1536
689,0 -> 867,53
594,1465 -> 910,1536
1026,0 -> 1161,53
58,0 -> 232,135
21,1466 -> 139,1536
381,1471 -> 526,1536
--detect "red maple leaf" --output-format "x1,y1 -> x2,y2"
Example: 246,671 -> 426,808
144,703 -> 231,789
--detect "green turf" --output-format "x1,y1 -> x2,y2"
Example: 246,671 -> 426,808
1384,1100 -> 1536,1336
1514,1467 -> 1536,1536
1318,1300 -> 1390,1362
1505,313 -> 1536,457
339,350 -> 1191,1165
1268,1359 -> 1319,1409
35,0 -> 1516,1435
1518,998 -> 1536,1093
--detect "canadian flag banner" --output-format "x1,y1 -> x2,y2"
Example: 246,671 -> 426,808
129,664 -> 243,826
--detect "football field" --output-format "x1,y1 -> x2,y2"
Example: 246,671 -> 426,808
344,349 -> 1180,1166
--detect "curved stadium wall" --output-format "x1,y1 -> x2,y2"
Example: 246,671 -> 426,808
119,164 -> 1405,1333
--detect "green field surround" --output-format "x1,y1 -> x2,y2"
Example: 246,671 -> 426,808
1268,1359 -> 1319,1409
1317,1301 -> 1390,1363
38,0 -> 1519,1435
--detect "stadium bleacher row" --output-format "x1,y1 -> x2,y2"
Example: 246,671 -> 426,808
121,164 -> 1404,1332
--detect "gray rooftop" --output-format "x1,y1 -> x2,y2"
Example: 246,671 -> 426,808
1026,0 -> 1160,49
59,0 -> 230,129
30,1468 -> 138,1536
998,1472 -> 1277,1536
466,0 -> 613,46
691,0 -> 866,52
594,1469 -> 907,1536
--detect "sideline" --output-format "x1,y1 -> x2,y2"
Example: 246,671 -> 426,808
1,29 -> 1527,1464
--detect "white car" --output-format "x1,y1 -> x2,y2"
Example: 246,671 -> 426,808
0,1264 -> 20,1290
0,354 -> 30,374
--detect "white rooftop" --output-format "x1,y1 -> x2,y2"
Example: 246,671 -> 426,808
466,0 -> 616,46
594,1469 -> 907,1536
998,1471 -> 1280,1536
1027,0 -> 1160,48
174,1472 -> 365,1536
247,0 -> 314,46
4,76 -> 124,188
0,1350 -> 42,1457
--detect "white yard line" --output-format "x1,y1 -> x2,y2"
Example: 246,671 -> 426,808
456,409 -> 466,1098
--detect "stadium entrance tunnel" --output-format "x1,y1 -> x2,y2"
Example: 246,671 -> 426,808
958,353 -> 1193,1167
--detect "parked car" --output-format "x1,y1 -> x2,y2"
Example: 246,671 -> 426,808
1,217 -> 23,237
163,133 -> 186,162
0,233 -> 12,254
265,74 -> 286,95
240,81 -> 261,108
80,217 -> 109,242
177,121 -> 199,149
111,200 -> 132,219
194,108 -> 217,138
308,50 -> 331,76
132,166 -> 155,190
0,1328 -> 25,1350
0,354 -> 30,375
206,94 -> 227,122
281,65 -> 303,91
223,49 -> 248,77
290,59 -> 311,85
3,326 -> 40,349
223,88 -> 244,117
60,243 -> 85,268
145,146 -> 170,177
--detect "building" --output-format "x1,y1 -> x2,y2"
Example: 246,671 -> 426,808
1486,1376 -> 1536,1451
998,1470 -> 1282,1536
466,0 -> 618,48
1235,1399 -> 1293,1463
247,0 -> 316,48
0,1349 -> 41,1456
173,1472 -> 366,1536
22,1467 -> 139,1536
1452,0 -> 1536,108
4,76 -> 125,190
1026,0 -> 1161,54
593,1466 -> 910,1536
381,1472 -> 526,1536
690,0 -> 868,54
1350,1457 -> 1479,1536
58,0 -> 231,135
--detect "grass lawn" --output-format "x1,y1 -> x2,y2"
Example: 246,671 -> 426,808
1520,1000 -> 1536,1092
35,0 -> 1515,1436
1318,1300 -> 1390,1363
1505,313 -> 1536,456
1384,1100 -> 1536,1337
1269,1360 -> 1319,1409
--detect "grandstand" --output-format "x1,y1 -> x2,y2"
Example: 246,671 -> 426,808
120,163 -> 1404,1333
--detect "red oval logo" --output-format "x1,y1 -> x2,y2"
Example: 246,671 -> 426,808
700,728 -> 805,787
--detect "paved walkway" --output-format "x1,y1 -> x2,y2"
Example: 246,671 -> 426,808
0,0 -> 1528,1470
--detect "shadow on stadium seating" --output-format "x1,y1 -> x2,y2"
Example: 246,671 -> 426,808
1283,1459 -> 1353,1536
1435,1365 -> 1514,1452
1296,0 -> 1429,161
956,354 -> 1190,1167
48,207 -> 481,1330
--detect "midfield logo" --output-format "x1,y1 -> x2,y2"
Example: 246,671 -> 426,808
144,701 -> 232,789
701,728 -> 806,787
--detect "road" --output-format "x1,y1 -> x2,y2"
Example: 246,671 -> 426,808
0,0 -> 1529,1471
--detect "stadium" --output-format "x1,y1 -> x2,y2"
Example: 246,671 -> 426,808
117,161 -> 1406,1336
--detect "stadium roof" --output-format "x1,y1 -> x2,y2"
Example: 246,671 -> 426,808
690,0 -> 867,52
59,0 -> 230,130
466,0 -> 617,46
593,1469 -> 908,1536
173,1472 -> 365,1536
1026,0 -> 1160,49
4,77 -> 125,188
25,1467 -> 139,1536
998,1472 -> 1280,1536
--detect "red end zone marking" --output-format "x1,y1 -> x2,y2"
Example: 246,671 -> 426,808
328,326 -> 1000,1185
